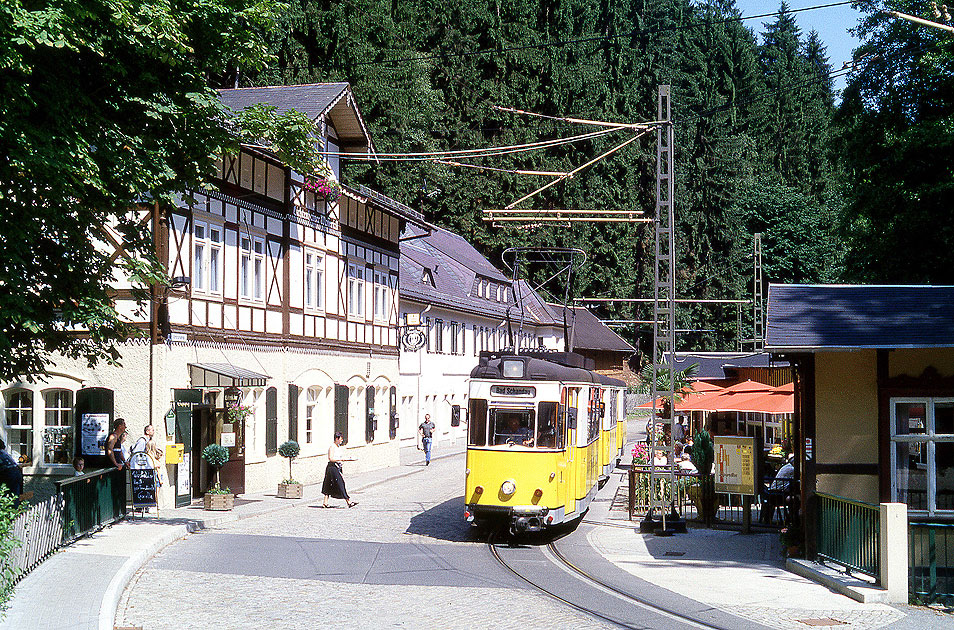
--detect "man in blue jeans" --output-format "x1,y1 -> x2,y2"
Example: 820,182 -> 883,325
419,414 -> 435,466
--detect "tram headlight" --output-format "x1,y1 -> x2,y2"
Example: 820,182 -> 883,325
500,479 -> 517,496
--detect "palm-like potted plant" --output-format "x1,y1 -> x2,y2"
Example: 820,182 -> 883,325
277,440 -> 303,499
201,443 -> 233,510
688,429 -> 718,523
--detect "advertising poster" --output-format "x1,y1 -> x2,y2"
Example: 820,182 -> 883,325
177,453 -> 191,496
80,413 -> 110,456
714,436 -> 756,496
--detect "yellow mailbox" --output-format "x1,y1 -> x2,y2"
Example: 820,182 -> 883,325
165,443 -> 184,465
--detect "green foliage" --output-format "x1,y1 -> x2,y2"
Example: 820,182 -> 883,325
0,487 -> 25,615
201,444 -> 230,470
834,0 -> 954,283
689,428 -> 714,475
206,484 -> 232,495
0,0 -> 325,380
253,0 -> 843,351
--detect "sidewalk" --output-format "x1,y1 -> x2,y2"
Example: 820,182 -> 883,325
2,442 -> 452,630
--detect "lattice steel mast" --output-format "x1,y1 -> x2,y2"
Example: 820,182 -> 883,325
648,86 -> 678,532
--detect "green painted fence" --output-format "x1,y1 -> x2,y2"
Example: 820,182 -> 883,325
816,492 -> 880,580
56,467 -> 127,542
910,522 -> 954,606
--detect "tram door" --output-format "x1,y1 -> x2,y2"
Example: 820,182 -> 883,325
562,386 -> 579,516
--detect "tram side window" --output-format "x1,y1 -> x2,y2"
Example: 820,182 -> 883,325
537,402 -> 564,449
468,399 -> 487,446
491,409 -> 535,446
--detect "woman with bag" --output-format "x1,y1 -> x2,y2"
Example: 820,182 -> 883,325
322,432 -> 357,508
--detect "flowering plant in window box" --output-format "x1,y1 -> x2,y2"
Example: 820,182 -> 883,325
303,174 -> 341,202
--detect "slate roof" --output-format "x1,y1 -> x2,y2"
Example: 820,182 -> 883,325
400,225 -> 558,323
665,353 -> 781,380
765,284 -> 954,350
552,306 -> 635,353
218,83 -> 373,153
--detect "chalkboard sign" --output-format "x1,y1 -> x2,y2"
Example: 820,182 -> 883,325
131,468 -> 157,509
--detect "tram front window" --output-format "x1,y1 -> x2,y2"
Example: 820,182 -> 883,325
491,409 -> 535,446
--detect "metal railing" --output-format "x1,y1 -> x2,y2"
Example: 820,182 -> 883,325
56,467 -> 127,542
816,492 -> 880,580
909,521 -> 954,606
628,466 -> 695,519
5,468 -> 126,584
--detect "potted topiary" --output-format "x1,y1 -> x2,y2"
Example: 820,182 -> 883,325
201,443 -> 233,510
277,440 -> 303,499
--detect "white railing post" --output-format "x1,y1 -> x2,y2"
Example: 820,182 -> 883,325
879,502 -> 908,603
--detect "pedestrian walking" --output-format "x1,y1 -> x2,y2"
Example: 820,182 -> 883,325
322,432 -> 357,508
130,425 -> 166,488
419,414 -> 435,465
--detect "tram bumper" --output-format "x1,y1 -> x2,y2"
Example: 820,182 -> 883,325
466,504 -> 549,532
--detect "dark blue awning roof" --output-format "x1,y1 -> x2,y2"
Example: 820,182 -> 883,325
765,284 -> 954,351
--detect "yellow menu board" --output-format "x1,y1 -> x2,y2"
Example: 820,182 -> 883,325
713,436 -> 756,495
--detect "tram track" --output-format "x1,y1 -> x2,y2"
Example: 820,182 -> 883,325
488,531 -> 730,630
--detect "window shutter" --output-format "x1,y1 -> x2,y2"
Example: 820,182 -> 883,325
265,387 -> 278,455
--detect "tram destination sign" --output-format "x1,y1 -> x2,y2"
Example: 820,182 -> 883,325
490,385 -> 536,397
713,436 -> 757,496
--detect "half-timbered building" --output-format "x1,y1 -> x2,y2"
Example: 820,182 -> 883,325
1,83 -> 425,506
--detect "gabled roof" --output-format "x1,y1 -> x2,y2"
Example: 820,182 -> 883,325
552,306 -> 634,353
401,224 -> 558,323
765,284 -> 954,351
218,83 -> 373,154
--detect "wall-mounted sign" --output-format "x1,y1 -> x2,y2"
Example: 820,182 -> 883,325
221,432 -> 236,447
80,413 -> 110,456
714,436 -> 756,496
405,313 -> 421,326
177,453 -> 191,496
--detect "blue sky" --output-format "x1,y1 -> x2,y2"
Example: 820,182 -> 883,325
734,1 -> 866,93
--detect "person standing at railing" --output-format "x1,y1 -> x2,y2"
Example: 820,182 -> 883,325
0,438 -> 24,506
105,418 -> 127,470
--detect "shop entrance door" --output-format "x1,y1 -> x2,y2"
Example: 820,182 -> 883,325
192,407 -> 246,497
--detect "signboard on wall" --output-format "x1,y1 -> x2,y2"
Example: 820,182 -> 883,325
714,436 -> 757,496
80,413 -> 110,456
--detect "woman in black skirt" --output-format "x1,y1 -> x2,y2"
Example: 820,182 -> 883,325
322,432 -> 357,507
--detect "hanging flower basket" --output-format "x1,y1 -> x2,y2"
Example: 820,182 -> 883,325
303,175 -> 341,202
226,401 -> 253,424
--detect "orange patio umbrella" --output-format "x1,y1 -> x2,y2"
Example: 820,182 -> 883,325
637,380 -> 724,410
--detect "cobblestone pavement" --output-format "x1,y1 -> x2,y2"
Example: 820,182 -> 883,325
115,453 -> 619,630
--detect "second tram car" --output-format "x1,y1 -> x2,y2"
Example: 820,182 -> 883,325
464,351 -> 626,534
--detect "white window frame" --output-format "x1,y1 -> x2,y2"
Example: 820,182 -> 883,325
304,249 -> 325,311
42,389 -> 73,465
348,262 -> 365,317
373,270 -> 388,322
240,234 -> 266,302
890,397 -> 954,516
193,221 -> 223,295
4,389 -> 33,466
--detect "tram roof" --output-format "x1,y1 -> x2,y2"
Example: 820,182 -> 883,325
471,353 -> 626,387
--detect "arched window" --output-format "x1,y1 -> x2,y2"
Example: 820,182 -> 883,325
43,389 -> 73,464
4,390 -> 33,465
306,387 -> 320,444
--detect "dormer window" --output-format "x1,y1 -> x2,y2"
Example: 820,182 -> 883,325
422,269 -> 434,286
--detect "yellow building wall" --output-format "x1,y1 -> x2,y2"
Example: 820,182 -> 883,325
814,351 -> 880,503
890,348 -> 954,378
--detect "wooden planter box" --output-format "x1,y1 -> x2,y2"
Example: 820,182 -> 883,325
278,482 -> 303,499
204,493 -> 234,511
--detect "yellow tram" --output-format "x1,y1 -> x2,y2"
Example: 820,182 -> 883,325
464,351 -> 627,534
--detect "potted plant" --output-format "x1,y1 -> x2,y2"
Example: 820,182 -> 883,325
302,162 -> 341,203
277,440 -> 303,499
688,428 -> 718,523
201,443 -> 233,510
